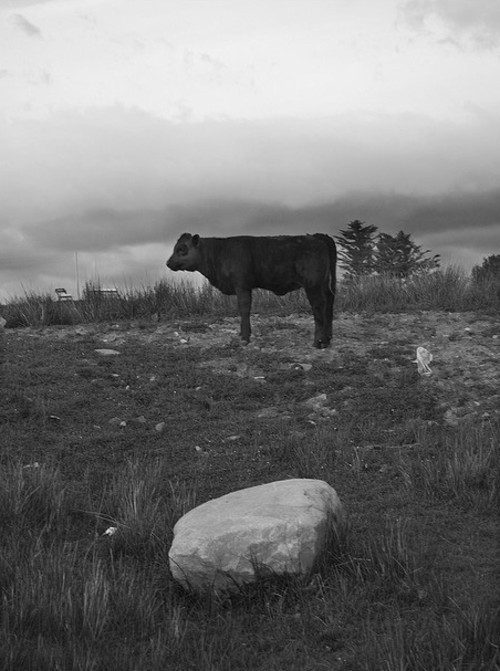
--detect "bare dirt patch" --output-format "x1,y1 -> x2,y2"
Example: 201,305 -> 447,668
25,310 -> 499,427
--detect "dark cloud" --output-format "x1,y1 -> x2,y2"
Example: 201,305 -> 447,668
164,190 -> 500,255
402,0 -> 500,48
8,13 -> 42,38
1,107 -> 499,298
22,188 -> 498,258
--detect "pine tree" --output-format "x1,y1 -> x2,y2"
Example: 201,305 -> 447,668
335,220 -> 378,279
374,231 -> 440,278
472,254 -> 500,283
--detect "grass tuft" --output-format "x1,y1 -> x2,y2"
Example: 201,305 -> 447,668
2,264 -> 499,328
400,421 -> 500,509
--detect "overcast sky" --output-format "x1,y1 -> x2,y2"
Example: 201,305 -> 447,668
1,0 -> 499,300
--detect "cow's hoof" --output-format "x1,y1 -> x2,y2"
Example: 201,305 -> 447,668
314,341 -> 330,349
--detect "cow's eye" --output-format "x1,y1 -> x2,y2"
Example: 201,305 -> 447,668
177,246 -> 188,256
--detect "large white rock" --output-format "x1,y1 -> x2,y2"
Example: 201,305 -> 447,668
168,478 -> 345,594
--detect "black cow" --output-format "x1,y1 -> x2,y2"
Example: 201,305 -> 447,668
166,233 -> 337,348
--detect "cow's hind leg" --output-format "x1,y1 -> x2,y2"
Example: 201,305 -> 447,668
324,286 -> 334,343
305,287 -> 329,348
236,288 -> 252,344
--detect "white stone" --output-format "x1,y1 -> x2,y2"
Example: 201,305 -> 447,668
94,348 -> 120,356
304,393 -> 328,408
168,478 -> 345,594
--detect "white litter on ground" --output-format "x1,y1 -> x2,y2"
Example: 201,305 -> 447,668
414,347 -> 433,376
103,526 -> 117,537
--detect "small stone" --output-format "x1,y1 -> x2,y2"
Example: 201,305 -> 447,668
443,408 -> 459,427
257,407 -> 281,419
291,363 -> 312,372
94,348 -> 120,356
155,422 -> 166,433
304,393 -> 328,407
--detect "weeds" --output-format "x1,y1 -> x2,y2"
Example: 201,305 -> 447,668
0,463 -> 68,533
0,442 -> 497,671
2,265 -> 499,328
365,603 -> 500,671
400,421 -> 500,509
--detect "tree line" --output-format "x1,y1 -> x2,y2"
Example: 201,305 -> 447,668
335,220 -> 499,284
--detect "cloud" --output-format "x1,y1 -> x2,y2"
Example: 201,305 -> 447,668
402,0 -> 500,48
8,13 -> 42,38
163,189 -> 500,248
1,106 -> 499,299
2,106 -> 499,223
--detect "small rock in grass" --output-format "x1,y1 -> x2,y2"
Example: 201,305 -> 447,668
257,407 -> 281,419
443,408 -> 459,427
291,363 -> 312,372
304,393 -> 328,409
108,417 -> 126,427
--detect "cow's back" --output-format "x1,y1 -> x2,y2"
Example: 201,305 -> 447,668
198,234 -> 334,295
245,235 -> 332,293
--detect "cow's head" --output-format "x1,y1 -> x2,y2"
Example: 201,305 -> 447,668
166,233 -> 201,271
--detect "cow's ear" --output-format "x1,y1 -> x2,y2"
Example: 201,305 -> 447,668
192,234 -> 200,246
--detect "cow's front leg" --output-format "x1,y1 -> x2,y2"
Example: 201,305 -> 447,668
236,288 -> 252,344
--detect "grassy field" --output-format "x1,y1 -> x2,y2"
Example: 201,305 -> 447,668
1,271 -> 499,670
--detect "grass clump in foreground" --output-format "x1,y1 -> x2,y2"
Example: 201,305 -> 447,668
0,456 -> 498,671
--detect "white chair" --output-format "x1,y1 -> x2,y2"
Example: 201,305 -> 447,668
55,288 -> 73,302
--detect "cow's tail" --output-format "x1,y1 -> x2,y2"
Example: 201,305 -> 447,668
314,233 -> 337,296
